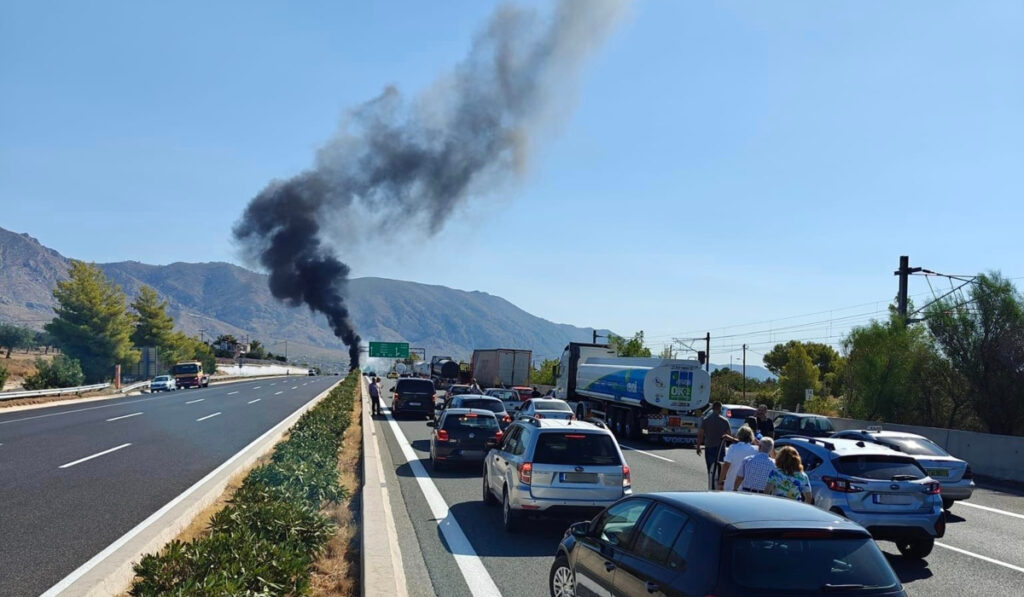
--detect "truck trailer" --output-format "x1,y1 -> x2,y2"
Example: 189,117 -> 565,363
554,342 -> 711,443
429,356 -> 461,381
470,348 -> 532,388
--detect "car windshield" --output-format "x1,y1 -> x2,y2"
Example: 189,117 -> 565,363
533,432 -> 621,465
726,407 -> 756,420
154,376 -> 169,382
532,399 -> 571,412
834,455 -> 925,480
458,399 -> 504,413
486,389 -> 518,401
882,437 -> 948,457
442,413 -> 498,430
728,535 -> 900,593
397,380 -> 435,394
449,386 -> 472,395
800,417 -> 834,432
171,364 -> 199,374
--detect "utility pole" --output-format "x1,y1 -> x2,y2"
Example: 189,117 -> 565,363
705,332 -> 710,373
742,343 -> 747,399
894,255 -> 922,321
198,328 -> 207,343
593,330 -> 608,344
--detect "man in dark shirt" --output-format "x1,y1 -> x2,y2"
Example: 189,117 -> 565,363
368,377 -> 381,416
755,404 -> 775,438
696,402 -> 732,484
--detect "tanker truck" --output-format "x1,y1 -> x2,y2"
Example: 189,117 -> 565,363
554,342 -> 711,443
430,356 -> 461,381
412,361 -> 430,377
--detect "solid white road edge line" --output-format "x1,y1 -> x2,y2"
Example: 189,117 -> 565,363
185,399 -> 204,404
382,407 -> 502,597
619,443 -> 675,463
106,412 -> 143,422
40,383 -> 338,597
248,399 -> 261,404
196,412 -> 222,422
957,501 -> 1024,520
59,443 -> 132,469
227,391 -> 239,395
935,542 -> 1024,573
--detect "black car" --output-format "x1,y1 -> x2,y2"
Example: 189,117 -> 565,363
550,492 -> 906,597
391,378 -> 437,419
773,412 -> 835,438
427,408 -> 503,470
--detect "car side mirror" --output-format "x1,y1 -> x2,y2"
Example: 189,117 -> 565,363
426,421 -> 435,427
570,521 -> 589,538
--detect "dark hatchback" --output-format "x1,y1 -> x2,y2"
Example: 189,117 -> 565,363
550,492 -> 906,597
428,408 -> 503,470
391,378 -> 437,419
773,412 -> 835,438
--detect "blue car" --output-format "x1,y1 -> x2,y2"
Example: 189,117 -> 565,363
550,491 -> 907,597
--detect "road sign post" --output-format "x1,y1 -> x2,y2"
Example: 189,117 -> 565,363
368,342 -> 410,359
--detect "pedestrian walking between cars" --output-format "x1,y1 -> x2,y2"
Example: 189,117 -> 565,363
696,401 -> 732,490
765,445 -> 812,502
734,437 -> 776,493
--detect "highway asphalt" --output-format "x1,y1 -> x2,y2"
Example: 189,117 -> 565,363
0,375 -> 337,597
374,379 -> 1024,597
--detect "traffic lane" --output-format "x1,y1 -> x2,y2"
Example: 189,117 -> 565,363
0,378 -> 337,597
965,484 -> 1024,516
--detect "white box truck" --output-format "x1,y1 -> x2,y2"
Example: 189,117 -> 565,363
470,348 -> 532,388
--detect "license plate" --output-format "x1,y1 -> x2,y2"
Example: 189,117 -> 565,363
561,472 -> 598,483
926,468 -> 949,478
873,493 -> 914,505
408,402 -> 420,406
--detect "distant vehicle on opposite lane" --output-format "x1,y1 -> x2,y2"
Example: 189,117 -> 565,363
170,361 -> 210,389
773,412 -> 835,438
831,428 -> 974,510
428,408 -> 503,470
550,491 -> 907,597
307,369 -> 316,376
516,398 -> 574,421
150,375 -> 176,392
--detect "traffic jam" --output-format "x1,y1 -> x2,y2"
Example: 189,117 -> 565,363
367,346 -> 1019,597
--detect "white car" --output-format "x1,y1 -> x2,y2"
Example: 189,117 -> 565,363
150,375 -> 177,392
515,398 -> 575,421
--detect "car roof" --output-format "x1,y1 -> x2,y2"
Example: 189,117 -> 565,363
647,492 -> 867,533
443,408 -> 497,417
516,418 -> 606,432
835,429 -> 933,441
778,436 -> 909,457
775,412 -> 829,419
453,395 -> 503,404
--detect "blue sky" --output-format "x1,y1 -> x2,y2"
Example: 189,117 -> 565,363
2,1 -> 1022,362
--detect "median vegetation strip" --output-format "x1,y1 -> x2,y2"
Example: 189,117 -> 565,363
129,372 -> 360,596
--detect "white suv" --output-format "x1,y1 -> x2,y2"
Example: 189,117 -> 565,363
482,418 -> 631,532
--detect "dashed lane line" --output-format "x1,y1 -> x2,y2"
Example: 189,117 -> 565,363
935,542 -> 1024,573
196,412 -> 221,422
381,407 -> 502,597
957,501 -> 1024,521
619,443 -> 675,463
227,391 -> 239,395
248,399 -> 261,404
106,412 -> 143,422
59,443 -> 132,469
185,399 -> 204,404
274,391 -> 284,396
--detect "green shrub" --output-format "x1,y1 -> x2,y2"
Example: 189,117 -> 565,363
0,361 -> 8,391
130,372 -> 358,597
23,355 -> 85,390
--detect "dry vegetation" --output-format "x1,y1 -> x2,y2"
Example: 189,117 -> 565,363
1,348 -> 54,389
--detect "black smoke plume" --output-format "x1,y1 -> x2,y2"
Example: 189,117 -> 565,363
234,0 -> 627,371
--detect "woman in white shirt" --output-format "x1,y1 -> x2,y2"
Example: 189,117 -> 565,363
719,425 -> 758,491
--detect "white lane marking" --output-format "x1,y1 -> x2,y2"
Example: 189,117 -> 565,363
0,393 -> 178,425
227,391 -> 239,396
106,412 -> 143,422
248,399 -> 261,404
270,383 -> 277,386
957,501 -> 1024,521
936,542 -> 1024,573
40,382 -> 339,597
275,391 -> 284,395
291,386 -> 299,390
59,443 -> 132,469
381,407 -> 502,597
196,412 -> 221,422
253,386 -> 262,390
619,443 -> 675,463
185,398 -> 204,404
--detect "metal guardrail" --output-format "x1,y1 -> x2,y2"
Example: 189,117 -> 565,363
117,380 -> 152,394
0,382 -> 111,401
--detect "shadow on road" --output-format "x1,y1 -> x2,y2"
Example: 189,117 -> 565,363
945,511 -> 966,524
440,500 -> 576,558
885,554 -> 934,583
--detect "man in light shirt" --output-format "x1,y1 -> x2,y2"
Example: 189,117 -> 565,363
720,425 -> 758,491
735,437 -> 776,493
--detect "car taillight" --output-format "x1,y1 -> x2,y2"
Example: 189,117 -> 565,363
823,476 -> 864,493
494,430 -> 504,441
437,430 -> 449,442
564,434 -> 586,439
534,413 -> 543,418
963,465 -> 973,479
622,465 -> 631,488
925,481 -> 942,495
502,415 -> 510,424
517,462 -> 533,485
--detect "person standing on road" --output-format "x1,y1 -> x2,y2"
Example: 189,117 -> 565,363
765,446 -> 813,502
735,437 -> 776,493
468,378 -> 483,394
720,426 -> 758,491
755,404 -> 775,438
369,376 -> 381,416
696,402 -> 732,485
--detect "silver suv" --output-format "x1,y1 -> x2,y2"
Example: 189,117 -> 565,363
776,436 -> 945,559
482,418 -> 631,532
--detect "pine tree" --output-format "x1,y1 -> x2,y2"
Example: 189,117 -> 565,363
131,286 -> 175,348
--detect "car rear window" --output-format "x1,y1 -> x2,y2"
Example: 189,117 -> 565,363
442,413 -> 498,430
800,417 -> 834,432
459,399 -> 504,412
533,432 -> 621,465
726,407 -> 756,420
533,399 -> 571,412
883,437 -> 948,457
487,390 -> 518,401
834,455 -> 925,480
728,535 -> 900,593
397,380 -> 434,394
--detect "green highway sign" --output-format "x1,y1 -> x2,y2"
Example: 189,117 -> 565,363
368,342 -> 410,358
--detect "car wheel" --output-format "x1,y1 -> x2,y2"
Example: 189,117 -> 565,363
549,555 -> 575,597
482,468 -> 497,505
942,497 -> 955,511
502,487 -> 519,532
896,536 -> 934,559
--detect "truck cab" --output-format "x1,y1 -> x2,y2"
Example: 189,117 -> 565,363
171,361 -> 210,389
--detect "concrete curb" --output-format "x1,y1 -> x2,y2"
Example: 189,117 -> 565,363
361,376 -> 408,597
41,379 -> 343,597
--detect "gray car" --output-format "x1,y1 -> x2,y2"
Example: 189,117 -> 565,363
832,428 -> 975,510
515,398 -> 575,421
482,418 -> 631,532
776,436 -> 945,559
150,375 -> 176,392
